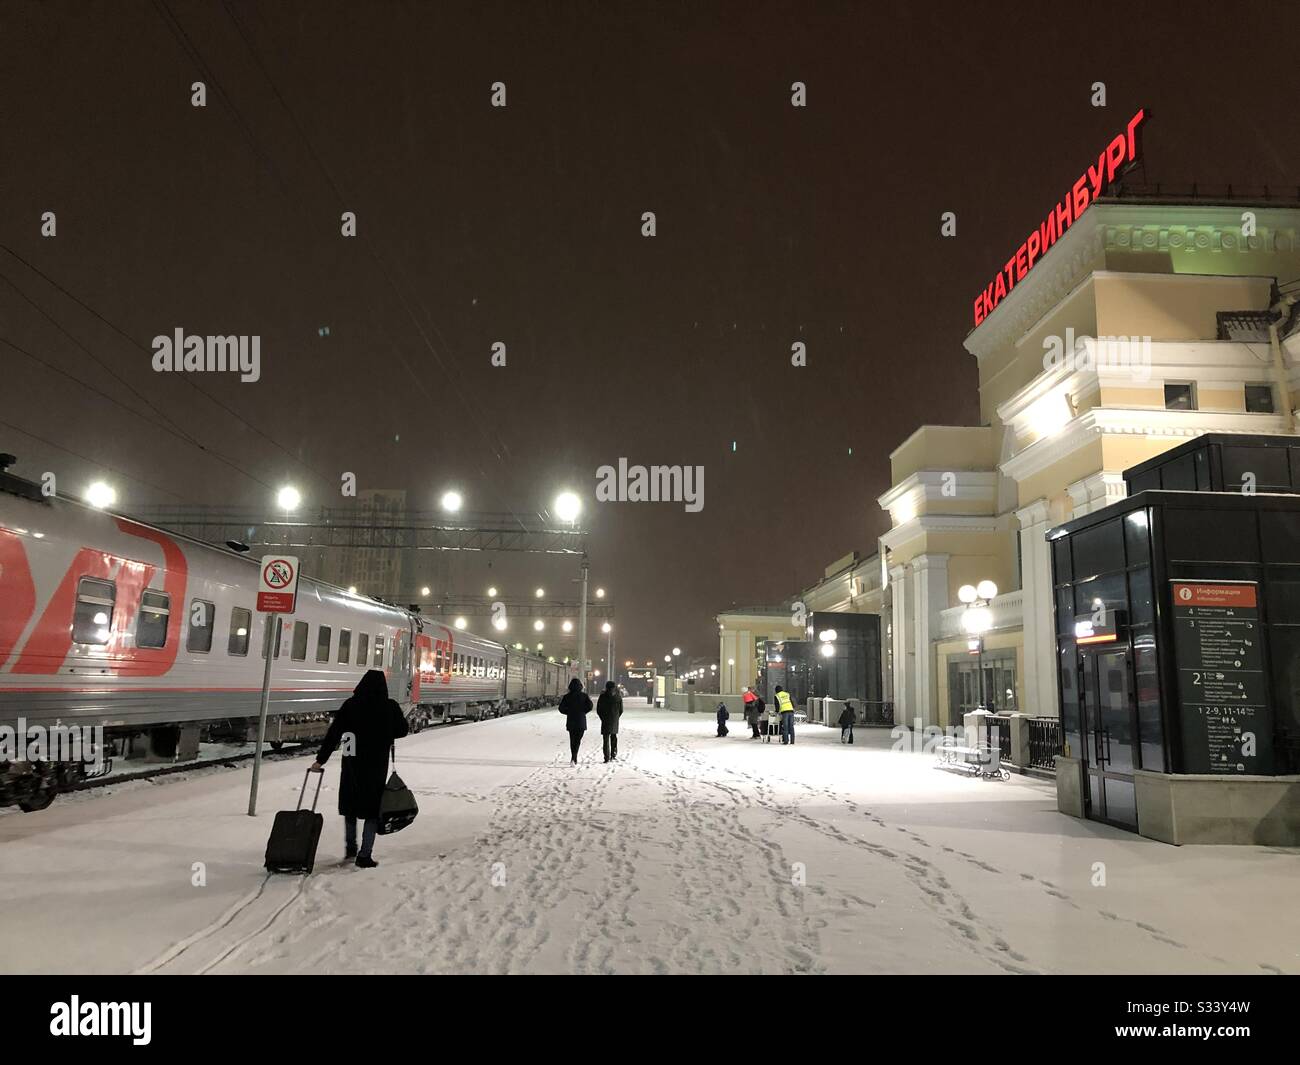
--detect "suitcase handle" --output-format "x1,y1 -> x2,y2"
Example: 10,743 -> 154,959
298,768 -> 324,812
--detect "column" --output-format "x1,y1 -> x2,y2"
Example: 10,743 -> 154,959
1015,498 -> 1057,718
911,553 -> 950,728
888,564 -> 911,725
1066,471 -> 1127,517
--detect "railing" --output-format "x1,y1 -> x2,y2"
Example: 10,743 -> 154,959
1027,718 -> 1062,770
857,701 -> 894,727
991,715 -> 1012,761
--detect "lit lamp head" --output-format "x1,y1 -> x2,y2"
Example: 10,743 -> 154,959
958,584 -> 978,605
976,579 -> 999,601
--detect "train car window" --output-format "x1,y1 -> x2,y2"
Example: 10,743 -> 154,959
72,577 -> 116,645
401,639 -> 409,673
186,599 -> 215,653
290,620 -> 309,661
316,625 -> 332,663
357,633 -> 369,666
373,634 -> 385,667
338,628 -> 351,663
228,607 -> 251,656
262,617 -> 284,659
453,652 -> 462,675
136,591 -> 171,649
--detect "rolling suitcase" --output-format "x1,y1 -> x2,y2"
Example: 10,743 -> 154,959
265,769 -> 324,874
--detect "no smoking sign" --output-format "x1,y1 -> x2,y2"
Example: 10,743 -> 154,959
257,555 -> 300,613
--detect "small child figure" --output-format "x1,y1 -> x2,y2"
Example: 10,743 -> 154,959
716,701 -> 729,737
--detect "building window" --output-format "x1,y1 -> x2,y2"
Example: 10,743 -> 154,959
187,599 -> 215,653
73,577 -> 116,645
136,591 -> 171,649
316,625 -> 332,663
1245,384 -> 1275,414
1163,382 -> 1196,411
228,607 -> 251,656
338,628 -> 352,663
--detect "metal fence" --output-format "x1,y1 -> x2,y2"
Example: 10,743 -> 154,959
1027,718 -> 1062,770
857,701 -> 894,727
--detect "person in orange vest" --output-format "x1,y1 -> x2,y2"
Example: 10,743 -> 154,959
774,685 -> 796,745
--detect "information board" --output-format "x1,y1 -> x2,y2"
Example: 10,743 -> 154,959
1170,581 -> 1271,774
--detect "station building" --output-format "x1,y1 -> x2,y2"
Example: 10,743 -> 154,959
885,192 -> 1300,734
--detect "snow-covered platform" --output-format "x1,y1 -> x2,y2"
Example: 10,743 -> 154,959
1,700 -> 1295,975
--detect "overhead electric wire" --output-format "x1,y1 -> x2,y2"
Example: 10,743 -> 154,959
216,0 -> 531,531
0,417 -> 190,502
0,241 -> 336,496
0,332 -> 274,490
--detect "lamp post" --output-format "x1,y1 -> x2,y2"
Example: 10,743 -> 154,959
602,622 -> 613,687
959,580 -> 998,711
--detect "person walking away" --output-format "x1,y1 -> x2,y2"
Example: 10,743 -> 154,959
596,680 -> 623,763
716,701 -> 729,737
310,669 -> 410,869
559,677 -> 593,764
838,701 -> 856,744
774,685 -> 796,745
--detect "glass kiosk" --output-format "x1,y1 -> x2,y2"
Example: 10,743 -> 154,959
1048,488 -> 1300,844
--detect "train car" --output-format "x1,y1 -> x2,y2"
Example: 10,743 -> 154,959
0,461 -> 542,810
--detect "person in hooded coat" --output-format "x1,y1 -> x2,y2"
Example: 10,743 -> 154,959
716,701 -> 729,737
837,701 -> 856,744
745,693 -> 764,739
558,677 -> 592,764
310,669 -> 409,868
595,680 -> 623,763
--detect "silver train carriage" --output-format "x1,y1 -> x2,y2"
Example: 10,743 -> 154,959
0,465 -> 563,810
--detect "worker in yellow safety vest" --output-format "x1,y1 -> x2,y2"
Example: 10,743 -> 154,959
773,685 -> 796,745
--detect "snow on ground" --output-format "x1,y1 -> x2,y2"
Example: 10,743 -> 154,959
0,699 -> 1295,975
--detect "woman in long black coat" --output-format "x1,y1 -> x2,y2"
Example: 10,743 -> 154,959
311,669 -> 409,868
558,677 -> 592,765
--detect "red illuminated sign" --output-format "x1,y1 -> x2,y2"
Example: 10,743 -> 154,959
972,108 -> 1147,328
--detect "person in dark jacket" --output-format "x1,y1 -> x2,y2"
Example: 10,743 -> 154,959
596,680 -> 623,763
310,669 -> 409,869
716,701 -> 729,737
838,701 -> 856,744
746,694 -> 764,739
558,677 -> 592,764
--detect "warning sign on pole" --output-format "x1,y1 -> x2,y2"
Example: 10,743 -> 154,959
257,555 -> 300,614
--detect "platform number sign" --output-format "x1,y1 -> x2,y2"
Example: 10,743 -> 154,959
257,555 -> 300,614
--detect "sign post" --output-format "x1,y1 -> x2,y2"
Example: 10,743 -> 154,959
247,555 -> 300,816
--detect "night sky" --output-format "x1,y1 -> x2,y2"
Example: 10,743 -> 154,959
3,0 -> 1298,665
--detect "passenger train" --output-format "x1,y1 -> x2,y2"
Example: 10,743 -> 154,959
0,459 -> 568,811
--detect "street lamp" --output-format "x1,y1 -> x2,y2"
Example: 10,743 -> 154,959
535,587 -> 545,598
554,491 -> 581,524
562,620 -> 573,633
440,490 -> 462,513
85,481 -> 117,509
601,622 -> 613,685
276,485 -> 301,512
595,587 -> 605,599
487,586 -> 498,597
420,586 -> 431,597
454,617 -> 467,629
959,580 -> 998,711
534,619 -> 545,632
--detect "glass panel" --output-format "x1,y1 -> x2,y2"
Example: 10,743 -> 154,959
228,607 -> 251,656
338,628 -> 351,663
187,600 -> 215,653
316,625 -> 332,663
1123,509 -> 1150,568
374,635 -> 385,667
1165,508 -> 1258,563
1269,627 -> 1300,775
1059,641 -> 1080,760
1074,573 -> 1126,625
1262,513 -> 1300,563
1056,587 -> 1074,635
1222,444 -> 1289,489
1133,636 -> 1164,772
357,633 -> 369,666
1051,537 -> 1072,584
1128,567 -> 1153,627
1072,519 -> 1125,580
1102,778 -> 1138,829
136,591 -> 170,649
73,577 -> 116,645
1098,651 -> 1134,775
